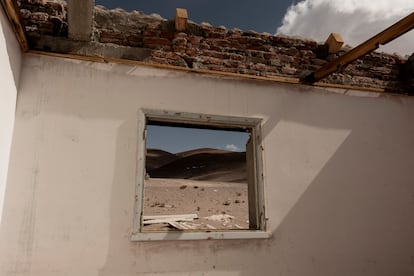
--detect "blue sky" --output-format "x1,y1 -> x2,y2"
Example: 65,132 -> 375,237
95,0 -> 414,55
95,0 -> 296,33
146,125 -> 249,153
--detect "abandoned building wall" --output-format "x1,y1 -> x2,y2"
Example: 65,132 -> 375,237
1,54 -> 414,276
18,1 -> 409,94
0,6 -> 22,223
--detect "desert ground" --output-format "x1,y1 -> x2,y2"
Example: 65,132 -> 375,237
142,148 -> 249,231
143,178 -> 249,231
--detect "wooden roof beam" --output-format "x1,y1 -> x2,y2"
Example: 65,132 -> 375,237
0,0 -> 29,51
304,12 -> 414,83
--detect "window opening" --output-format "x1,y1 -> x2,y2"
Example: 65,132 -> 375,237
133,110 -> 266,240
143,122 -> 250,231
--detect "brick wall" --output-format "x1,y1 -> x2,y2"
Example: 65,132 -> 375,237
18,0 -> 411,94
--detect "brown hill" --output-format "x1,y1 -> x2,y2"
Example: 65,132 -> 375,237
176,148 -> 234,158
146,148 -> 247,183
146,148 -> 179,171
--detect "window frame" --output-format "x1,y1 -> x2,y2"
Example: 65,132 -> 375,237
131,109 -> 270,241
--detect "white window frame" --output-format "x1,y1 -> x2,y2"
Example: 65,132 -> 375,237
131,109 -> 270,241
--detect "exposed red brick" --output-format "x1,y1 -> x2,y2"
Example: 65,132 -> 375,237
208,66 -> 238,73
229,54 -> 244,61
187,36 -> 202,44
247,45 -> 269,51
146,22 -> 161,31
197,43 -> 210,50
100,31 -> 124,41
201,51 -> 228,60
126,34 -> 143,47
172,37 -> 187,46
159,32 -> 173,39
281,65 -> 297,75
198,56 -> 223,65
205,31 -> 227,39
208,45 -> 224,52
174,32 -> 188,38
223,60 -> 241,68
264,65 -> 279,73
149,57 -> 171,65
19,0 -> 409,93
20,9 -> 31,19
172,46 -> 186,53
143,37 -> 172,46
30,12 -> 49,21
207,39 -> 231,48
186,47 -> 201,56
143,30 -> 160,37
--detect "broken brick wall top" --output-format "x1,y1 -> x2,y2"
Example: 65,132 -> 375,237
17,0 -> 412,93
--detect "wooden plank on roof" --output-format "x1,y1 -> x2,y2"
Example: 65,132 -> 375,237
0,0 -> 29,51
306,12 -> 414,82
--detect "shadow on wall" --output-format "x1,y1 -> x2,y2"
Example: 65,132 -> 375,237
3,56 -> 413,275
98,81 -> 414,275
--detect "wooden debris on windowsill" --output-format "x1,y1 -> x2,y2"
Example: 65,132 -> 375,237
142,214 -> 198,225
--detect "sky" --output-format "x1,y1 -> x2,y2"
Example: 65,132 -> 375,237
96,0 -> 414,55
146,125 -> 249,153
95,0 -> 297,34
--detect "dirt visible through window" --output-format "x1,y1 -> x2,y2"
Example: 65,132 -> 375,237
143,147 -> 249,231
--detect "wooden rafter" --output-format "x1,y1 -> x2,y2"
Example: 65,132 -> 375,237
305,12 -> 414,83
0,0 -> 28,51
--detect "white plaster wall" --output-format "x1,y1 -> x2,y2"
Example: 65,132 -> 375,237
1,54 -> 414,276
0,7 -> 22,224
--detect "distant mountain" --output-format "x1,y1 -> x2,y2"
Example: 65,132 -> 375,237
146,148 -> 247,183
146,148 -> 178,171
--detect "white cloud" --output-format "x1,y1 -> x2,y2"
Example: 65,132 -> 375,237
277,0 -> 414,56
225,144 -> 240,152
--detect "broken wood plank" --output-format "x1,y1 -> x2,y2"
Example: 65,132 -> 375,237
205,224 -> 216,230
168,221 -> 202,230
168,221 -> 190,230
143,218 -> 195,225
143,214 -> 198,220
143,214 -> 199,225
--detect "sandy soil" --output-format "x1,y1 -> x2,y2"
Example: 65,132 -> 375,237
142,178 -> 249,231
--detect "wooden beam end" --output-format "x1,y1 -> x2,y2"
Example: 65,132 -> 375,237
175,8 -> 188,32
325,33 -> 344,54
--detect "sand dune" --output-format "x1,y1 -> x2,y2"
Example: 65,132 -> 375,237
146,148 -> 247,183
146,148 -> 179,171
